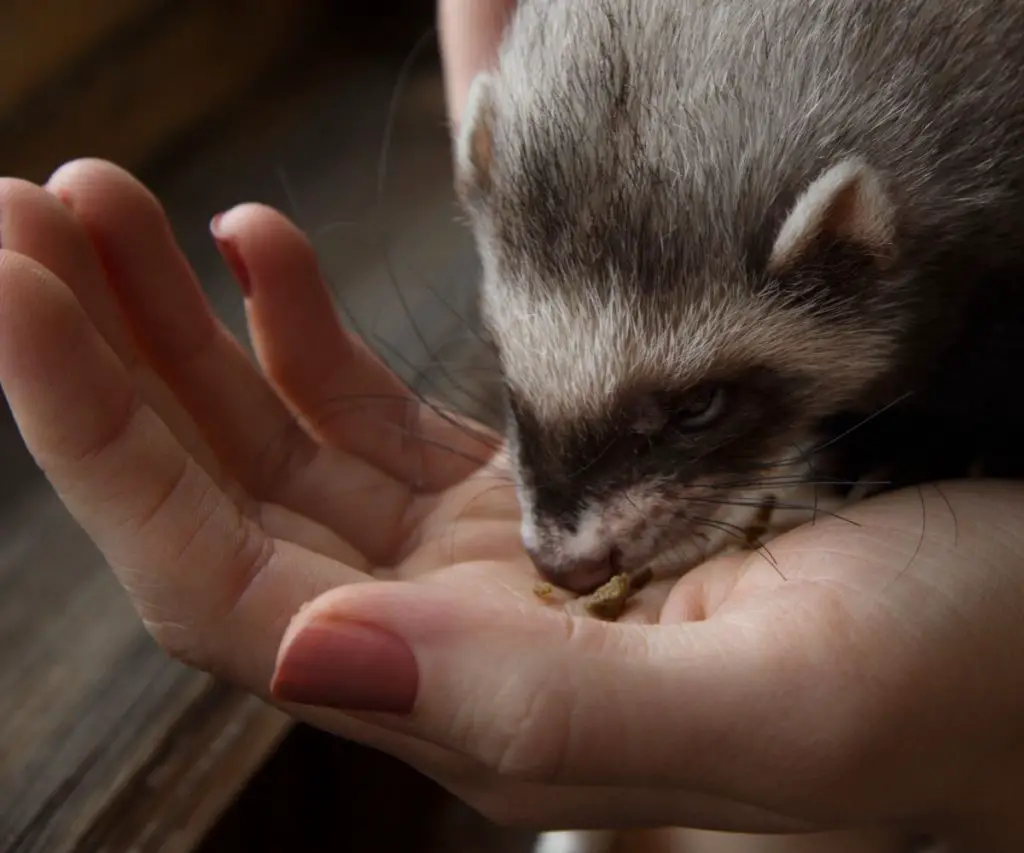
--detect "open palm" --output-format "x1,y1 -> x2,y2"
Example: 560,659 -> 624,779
4,161 -> 1024,848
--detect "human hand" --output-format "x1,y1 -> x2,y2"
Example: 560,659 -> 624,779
276,482 -> 1024,851
3,161 -> 1024,851
438,0 -> 517,130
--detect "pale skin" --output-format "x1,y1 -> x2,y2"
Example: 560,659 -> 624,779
438,0 -> 517,131
0,3 -> 1021,849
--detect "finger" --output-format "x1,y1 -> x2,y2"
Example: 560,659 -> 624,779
267,580 -> 844,807
0,176 -> 229,487
257,502 -> 368,568
47,159 -> 410,563
1,178 -> 134,361
438,0 -> 518,130
0,249 -> 363,688
212,203 -> 499,491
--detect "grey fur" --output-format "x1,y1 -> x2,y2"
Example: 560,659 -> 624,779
475,0 -> 1024,274
458,0 -> 1024,589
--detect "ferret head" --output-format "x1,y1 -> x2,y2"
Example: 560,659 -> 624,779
454,5 -> 913,593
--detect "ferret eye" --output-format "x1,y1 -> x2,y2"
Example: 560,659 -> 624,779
674,385 -> 726,430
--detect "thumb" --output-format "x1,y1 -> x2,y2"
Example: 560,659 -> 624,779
268,580 -> 844,803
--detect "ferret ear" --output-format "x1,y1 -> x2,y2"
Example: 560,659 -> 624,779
767,158 -> 896,275
454,72 -> 496,205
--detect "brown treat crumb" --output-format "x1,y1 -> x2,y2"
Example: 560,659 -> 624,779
533,581 -> 555,599
584,573 -> 633,621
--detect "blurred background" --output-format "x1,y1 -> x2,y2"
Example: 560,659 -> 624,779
0,3 -> 515,851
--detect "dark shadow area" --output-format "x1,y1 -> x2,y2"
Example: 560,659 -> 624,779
199,725 -> 537,853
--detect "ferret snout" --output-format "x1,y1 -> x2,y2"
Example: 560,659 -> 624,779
524,545 -> 617,594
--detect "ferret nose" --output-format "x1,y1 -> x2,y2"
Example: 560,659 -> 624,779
526,547 -> 616,595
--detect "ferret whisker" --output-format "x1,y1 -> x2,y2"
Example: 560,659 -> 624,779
323,221 -> 503,423
672,433 -> 737,465
374,25 -> 437,210
369,332 -> 506,450
561,433 -> 625,483
709,476 -> 890,491
408,272 -> 500,357
687,495 -> 860,526
929,482 -> 960,546
688,513 -> 758,546
878,485 -> 930,597
383,339 -> 502,415
788,440 -> 824,526
689,514 -> 782,575
686,515 -> 748,547
781,392 -> 915,467
299,390 -> 438,411
310,23 -> 506,452
370,232 -> 496,360
304,26 -> 437,286
378,248 -> 505,422
310,392 -> 501,470
273,165 -> 307,231
444,482 -> 524,562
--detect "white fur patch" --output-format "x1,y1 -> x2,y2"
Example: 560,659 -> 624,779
560,506 -> 607,561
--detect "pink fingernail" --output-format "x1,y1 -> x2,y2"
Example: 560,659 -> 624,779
210,215 -> 251,297
52,188 -> 75,210
271,619 -> 418,714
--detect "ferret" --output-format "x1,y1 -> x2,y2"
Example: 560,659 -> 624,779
451,0 -> 1024,851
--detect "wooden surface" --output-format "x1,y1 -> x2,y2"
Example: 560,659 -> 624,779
0,445 -> 292,853
77,686 -> 292,853
0,0 -> 330,183
0,0 -> 159,114
0,37 -> 502,853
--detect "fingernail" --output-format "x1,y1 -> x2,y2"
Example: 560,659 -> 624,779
271,619 -> 418,714
51,188 -> 75,211
210,213 -> 251,296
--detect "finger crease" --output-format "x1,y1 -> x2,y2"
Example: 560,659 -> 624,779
68,389 -> 145,467
130,451 -> 193,536
215,519 -> 277,627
